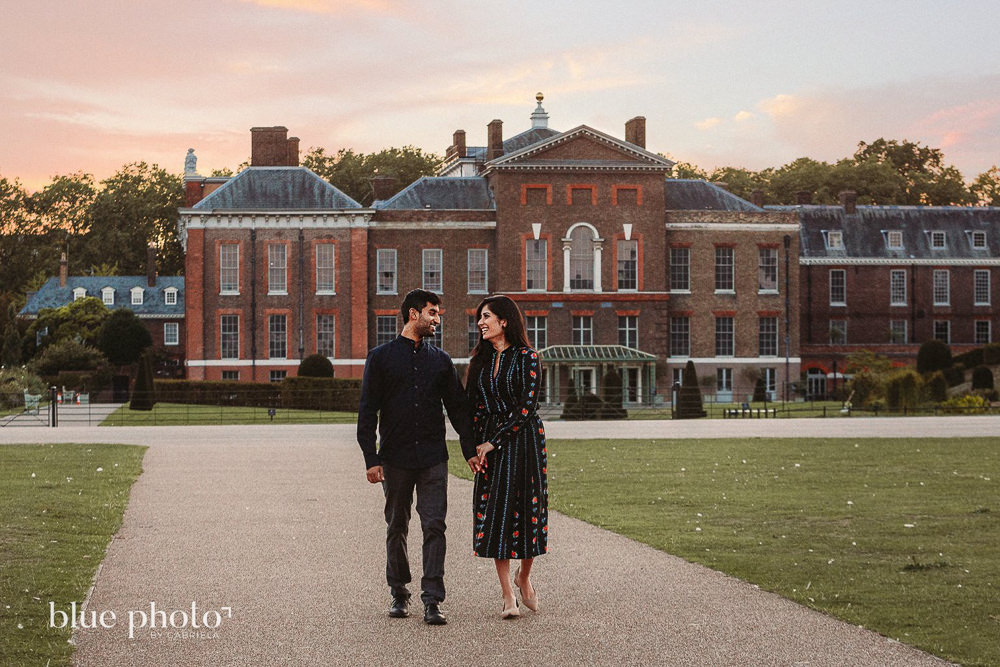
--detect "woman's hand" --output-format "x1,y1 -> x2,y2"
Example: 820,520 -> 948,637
476,442 -> 495,468
467,456 -> 483,474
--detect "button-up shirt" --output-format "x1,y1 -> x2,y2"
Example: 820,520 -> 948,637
357,335 -> 476,470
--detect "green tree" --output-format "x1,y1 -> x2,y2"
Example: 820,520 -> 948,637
769,158 -> 835,204
670,161 -> 709,180
916,339 -> 952,375
27,338 -> 107,375
298,353 -> 334,378
302,146 -> 440,205
81,163 -> 185,276
24,296 -> 110,358
709,166 -> 769,201
970,166 -> 1000,206
853,138 -> 971,205
29,173 -> 97,274
96,308 -> 152,366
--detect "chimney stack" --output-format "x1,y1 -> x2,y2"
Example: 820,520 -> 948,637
59,252 -> 68,287
796,191 -> 813,205
370,175 -> 398,202
839,190 -> 858,214
487,120 -> 504,160
750,190 -> 765,208
286,136 -> 300,167
453,130 -> 467,158
251,126 -> 292,166
147,245 -> 157,287
625,116 -> 646,149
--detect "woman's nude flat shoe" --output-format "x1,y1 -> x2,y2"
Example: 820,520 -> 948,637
514,566 -> 539,612
501,597 -> 520,619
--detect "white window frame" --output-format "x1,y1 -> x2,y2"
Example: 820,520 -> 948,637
829,319 -> 847,345
219,244 -> 239,295
268,314 -> 287,359
101,287 -> 115,306
825,230 -> 844,250
467,248 -> 488,293
164,287 -> 178,305
670,247 -> 690,292
758,247 -> 778,293
617,315 -> 638,348
975,320 -> 991,345
377,249 -> 397,295
163,322 -> 179,346
617,240 -> 638,291
567,225 -> 599,292
890,269 -> 907,306
220,315 -> 239,360
758,317 -> 778,357
715,316 -> 734,357
376,314 -> 397,346
886,230 -> 904,250
970,230 -> 988,249
933,320 -> 951,344
72,287 -> 87,301
527,315 -> 547,350
929,231 -> 947,249
268,244 -> 288,295
670,316 -> 690,357
714,246 -> 735,293
526,239 -> 547,291
890,319 -> 908,344
422,248 -> 443,293
974,269 -> 990,306
316,313 -> 336,357
829,269 -> 846,306
130,287 -> 144,306
571,315 -> 593,345
933,270 -> 950,306
315,244 -> 336,294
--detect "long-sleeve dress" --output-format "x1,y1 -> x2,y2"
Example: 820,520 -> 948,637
470,345 -> 548,560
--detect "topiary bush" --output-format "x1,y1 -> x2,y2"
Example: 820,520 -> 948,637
752,377 -> 767,402
298,354 -> 334,378
886,369 -> 923,410
943,366 -> 965,387
923,371 -> 948,403
916,339 -> 952,375
560,386 -> 582,420
129,349 -> 156,411
676,360 -> 706,419
27,339 -> 107,375
984,343 -> 1000,366
972,365 -> 994,390
599,369 -> 628,419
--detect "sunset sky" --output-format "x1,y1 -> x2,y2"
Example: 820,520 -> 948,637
3,0 -> 999,191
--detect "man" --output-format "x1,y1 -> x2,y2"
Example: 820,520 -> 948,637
357,289 -> 477,625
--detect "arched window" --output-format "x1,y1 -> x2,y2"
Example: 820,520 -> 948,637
563,223 -> 603,292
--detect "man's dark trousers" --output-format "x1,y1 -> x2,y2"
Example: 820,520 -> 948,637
382,461 -> 448,605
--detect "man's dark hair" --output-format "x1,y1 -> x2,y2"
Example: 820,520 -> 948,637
400,289 -> 441,321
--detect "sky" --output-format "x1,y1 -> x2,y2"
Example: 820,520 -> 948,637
3,0 -> 1000,192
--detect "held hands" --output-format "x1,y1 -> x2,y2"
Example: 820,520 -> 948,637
467,442 -> 495,474
366,465 -> 384,484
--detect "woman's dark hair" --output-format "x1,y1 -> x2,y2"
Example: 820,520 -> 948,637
400,288 -> 440,321
466,295 -> 532,392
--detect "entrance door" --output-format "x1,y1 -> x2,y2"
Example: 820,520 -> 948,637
623,367 -> 641,403
806,368 -> 826,400
574,367 -> 596,395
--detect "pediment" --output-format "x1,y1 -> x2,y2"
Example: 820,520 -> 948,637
486,125 -> 674,172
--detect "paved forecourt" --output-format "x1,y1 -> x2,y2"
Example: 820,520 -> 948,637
2,419 -> 980,666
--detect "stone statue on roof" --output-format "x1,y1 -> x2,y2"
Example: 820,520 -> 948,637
185,148 -> 199,177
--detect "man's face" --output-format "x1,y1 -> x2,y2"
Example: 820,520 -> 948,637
412,303 -> 440,339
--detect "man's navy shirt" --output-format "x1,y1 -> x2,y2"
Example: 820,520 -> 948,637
357,335 -> 476,470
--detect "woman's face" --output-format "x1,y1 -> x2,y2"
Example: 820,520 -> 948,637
477,305 -> 507,345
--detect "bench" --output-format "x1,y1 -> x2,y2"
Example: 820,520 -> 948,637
23,390 -> 41,415
724,402 -> 777,418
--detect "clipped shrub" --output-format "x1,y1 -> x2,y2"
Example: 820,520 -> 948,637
560,386 -> 582,420
752,377 -> 767,402
129,349 -> 156,411
923,371 -> 948,403
97,308 -> 152,366
943,366 -> 965,387
281,376 -> 361,411
599,369 -> 628,419
984,343 -> 1000,366
578,392 -> 606,420
0,367 -> 47,409
916,339 -> 952,375
886,369 -> 923,410
153,379 -> 280,407
953,348 -> 984,369
676,360 -> 706,419
972,365 -> 994,390
298,354 -> 334,378
848,369 -> 883,407
941,393 -> 989,414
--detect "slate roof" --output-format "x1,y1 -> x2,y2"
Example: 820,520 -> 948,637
665,179 -> 763,211
462,127 -> 563,162
191,167 -> 361,211
776,205 -> 1000,260
375,177 -> 494,210
20,276 -> 185,318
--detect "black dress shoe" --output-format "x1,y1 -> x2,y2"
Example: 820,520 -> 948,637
423,602 -> 447,625
388,594 -> 410,618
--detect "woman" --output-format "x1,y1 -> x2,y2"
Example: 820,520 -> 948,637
467,295 -> 548,619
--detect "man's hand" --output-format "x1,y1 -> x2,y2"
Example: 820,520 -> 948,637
475,442 -> 495,468
467,456 -> 483,474
366,465 -> 384,484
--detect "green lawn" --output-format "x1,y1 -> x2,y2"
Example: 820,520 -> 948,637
101,402 -> 357,426
0,443 -> 146,666
449,437 -> 1000,666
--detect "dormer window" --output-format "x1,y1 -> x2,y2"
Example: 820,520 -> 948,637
72,287 -> 87,301
929,231 -> 946,249
101,287 -> 115,305
969,230 -> 987,249
886,230 -> 904,250
164,287 -> 178,306
131,287 -> 144,306
824,230 -> 844,250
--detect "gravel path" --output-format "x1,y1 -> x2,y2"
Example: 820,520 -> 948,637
3,419 -> 978,666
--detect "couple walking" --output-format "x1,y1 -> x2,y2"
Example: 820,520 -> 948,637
357,289 -> 548,625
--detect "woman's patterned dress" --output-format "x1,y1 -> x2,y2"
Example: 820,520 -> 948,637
470,346 -> 548,559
